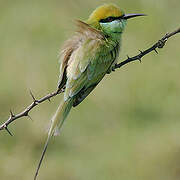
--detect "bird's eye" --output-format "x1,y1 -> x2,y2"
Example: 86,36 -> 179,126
99,16 -> 116,23
99,15 -> 124,23
105,17 -> 114,22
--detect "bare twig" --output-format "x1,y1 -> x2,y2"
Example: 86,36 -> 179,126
0,27 -> 180,135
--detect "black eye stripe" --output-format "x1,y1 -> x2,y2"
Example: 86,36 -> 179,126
99,15 -> 125,23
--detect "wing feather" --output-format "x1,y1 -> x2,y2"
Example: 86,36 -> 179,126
64,38 -> 117,101
58,20 -> 119,104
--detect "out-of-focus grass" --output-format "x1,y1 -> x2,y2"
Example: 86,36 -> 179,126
0,0 -> 180,180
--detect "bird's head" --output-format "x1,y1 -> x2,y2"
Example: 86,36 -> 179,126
87,4 -> 145,38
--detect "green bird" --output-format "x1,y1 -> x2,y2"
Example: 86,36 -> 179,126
34,4 -> 145,179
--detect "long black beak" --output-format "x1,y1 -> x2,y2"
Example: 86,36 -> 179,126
123,13 -> 146,20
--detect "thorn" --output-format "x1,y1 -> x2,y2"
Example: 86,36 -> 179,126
4,125 -> 13,136
139,50 -> 143,54
154,48 -> 158,54
57,88 -> 61,94
29,89 -> 36,102
27,115 -> 33,121
138,56 -> 142,63
10,109 -> 15,118
48,98 -> 51,102
127,55 -> 130,60
24,111 -> 33,121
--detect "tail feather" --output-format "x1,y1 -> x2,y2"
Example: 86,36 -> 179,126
34,98 -> 73,180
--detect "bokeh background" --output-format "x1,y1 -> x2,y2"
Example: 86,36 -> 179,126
0,0 -> 180,179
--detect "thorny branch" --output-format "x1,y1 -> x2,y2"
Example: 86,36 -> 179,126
113,27 -> 180,69
0,89 -> 64,135
0,27 -> 180,136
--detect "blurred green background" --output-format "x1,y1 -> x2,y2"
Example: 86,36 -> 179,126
0,0 -> 180,179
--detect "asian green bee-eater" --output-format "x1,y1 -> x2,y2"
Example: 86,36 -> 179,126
34,4 -> 145,179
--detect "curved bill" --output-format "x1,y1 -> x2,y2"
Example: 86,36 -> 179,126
123,13 -> 147,20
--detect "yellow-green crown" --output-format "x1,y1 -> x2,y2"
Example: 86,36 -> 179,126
87,4 -> 124,27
